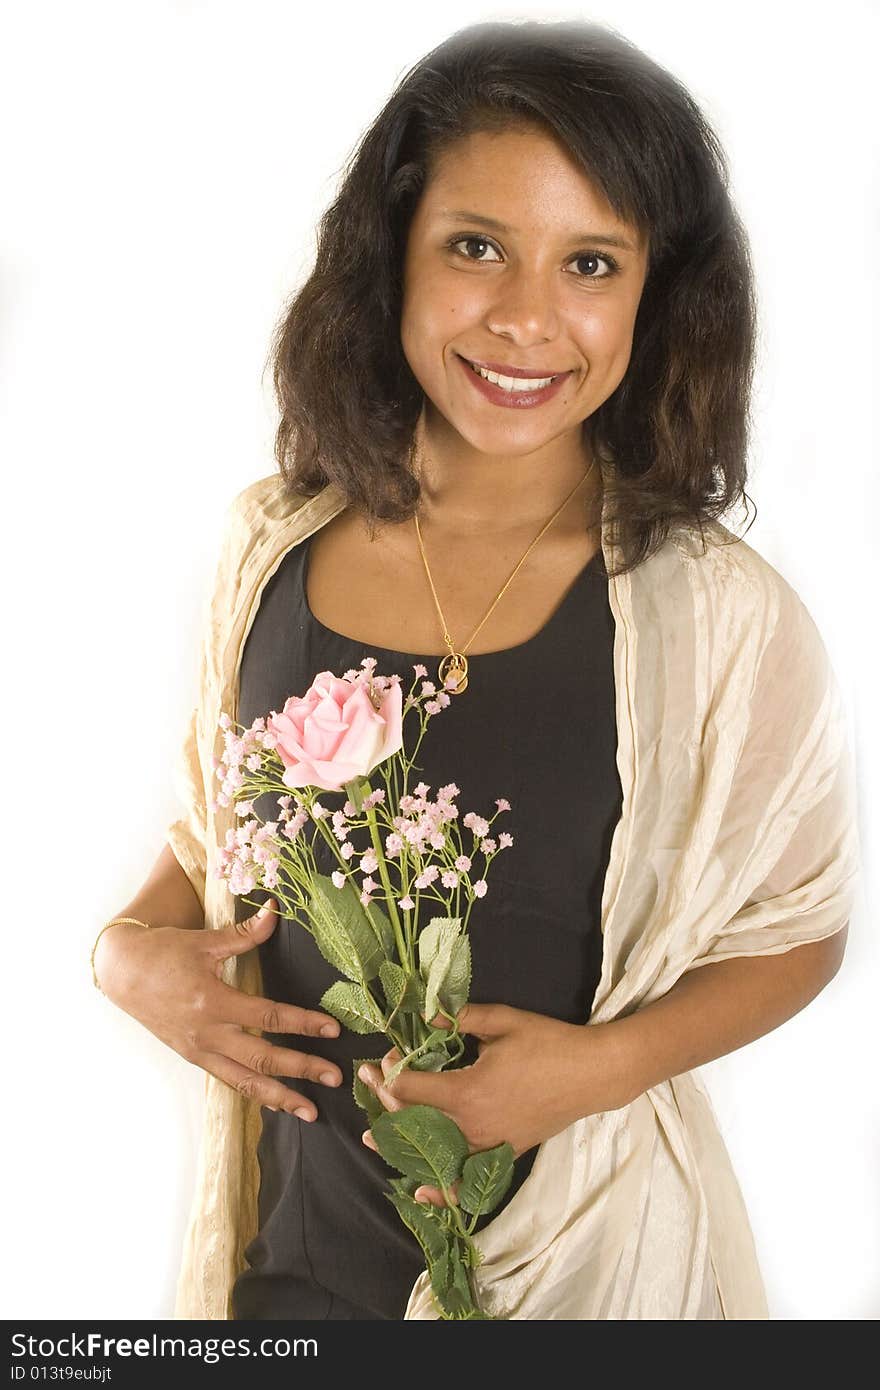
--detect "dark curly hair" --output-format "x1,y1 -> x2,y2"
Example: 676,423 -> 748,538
266,18 -> 758,576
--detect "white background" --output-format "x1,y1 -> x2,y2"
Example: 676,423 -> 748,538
2,0 -> 877,1320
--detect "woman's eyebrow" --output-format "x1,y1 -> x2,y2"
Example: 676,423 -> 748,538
439,209 -> 637,253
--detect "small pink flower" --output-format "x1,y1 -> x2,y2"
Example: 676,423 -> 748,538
495,798 -> 511,812
413,663 -> 428,678
472,880 -> 487,898
454,855 -> 472,872
341,842 -> 355,860
441,870 -> 459,889
331,870 -> 346,889
398,895 -> 415,911
498,831 -> 514,848
463,812 -> 490,838
362,875 -> 378,893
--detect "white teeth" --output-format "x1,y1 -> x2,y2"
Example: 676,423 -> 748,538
469,360 -> 557,392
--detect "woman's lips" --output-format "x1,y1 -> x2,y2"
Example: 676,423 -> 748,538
456,353 -> 572,409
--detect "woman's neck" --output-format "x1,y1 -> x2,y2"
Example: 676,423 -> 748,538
412,407 -> 600,537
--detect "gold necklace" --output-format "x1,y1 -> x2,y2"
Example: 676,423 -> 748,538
413,459 -> 597,695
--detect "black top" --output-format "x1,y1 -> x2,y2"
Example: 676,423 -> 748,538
230,527 -> 622,1320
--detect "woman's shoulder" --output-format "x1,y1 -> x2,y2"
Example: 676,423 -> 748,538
219,474 -> 345,570
225,472 -> 343,533
659,519 -> 833,685
667,518 -> 816,628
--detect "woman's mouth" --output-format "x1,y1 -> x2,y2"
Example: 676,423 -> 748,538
456,353 -> 573,409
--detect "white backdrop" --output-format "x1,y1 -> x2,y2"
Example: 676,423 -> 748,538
2,0 -> 876,1321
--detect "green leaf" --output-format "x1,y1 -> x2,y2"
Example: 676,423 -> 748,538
307,873 -> 385,983
420,918 -> 462,1022
319,981 -> 385,1035
352,1055 -> 386,1123
457,1142 -> 515,1217
382,1027 -> 452,1086
344,777 -> 367,813
417,917 -> 461,980
379,960 -> 426,1021
363,898 -> 396,959
370,1104 -> 469,1186
440,934 -> 471,1015
409,1046 -> 453,1072
385,1189 -> 449,1262
437,1241 -> 476,1318
388,1175 -> 421,1199
378,960 -> 407,1012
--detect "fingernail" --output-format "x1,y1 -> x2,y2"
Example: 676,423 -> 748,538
294,1107 -> 312,1120
320,1023 -> 339,1038
358,1065 -> 372,1084
320,1071 -> 338,1086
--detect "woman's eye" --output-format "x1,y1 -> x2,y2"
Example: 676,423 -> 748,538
447,236 -> 502,263
446,236 -> 619,280
568,250 -> 619,279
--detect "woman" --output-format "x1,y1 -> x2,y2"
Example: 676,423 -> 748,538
92,20 -> 860,1320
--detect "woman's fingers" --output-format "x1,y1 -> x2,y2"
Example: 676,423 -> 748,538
200,1049 -> 324,1120
204,1024 -> 343,1089
209,976 -> 342,1040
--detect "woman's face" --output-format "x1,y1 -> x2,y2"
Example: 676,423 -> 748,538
400,125 -> 649,456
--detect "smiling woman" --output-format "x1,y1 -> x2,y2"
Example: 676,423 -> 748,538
100,15 -> 860,1325
270,18 -> 757,578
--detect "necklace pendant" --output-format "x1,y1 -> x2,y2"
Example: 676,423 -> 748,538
438,651 -> 469,695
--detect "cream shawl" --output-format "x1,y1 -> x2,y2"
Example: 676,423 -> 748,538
168,465 -> 859,1321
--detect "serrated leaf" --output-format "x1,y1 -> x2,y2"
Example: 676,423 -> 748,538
385,1188 -> 452,1274
379,959 -> 407,1008
457,1142 -> 515,1217
409,1046 -> 453,1072
382,1027 -> 452,1086
307,873 -> 385,983
440,934 -> 471,1015
319,981 -> 385,1035
352,1055 -> 386,1122
363,897 -> 396,960
417,917 -> 461,980
388,1174 -> 421,1198
437,1241 -> 475,1317
370,1103 -> 469,1186
421,920 -> 462,1022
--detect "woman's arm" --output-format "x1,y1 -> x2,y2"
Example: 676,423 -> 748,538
602,924 -> 849,1109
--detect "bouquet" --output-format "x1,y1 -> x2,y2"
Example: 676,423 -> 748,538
211,656 -> 516,1319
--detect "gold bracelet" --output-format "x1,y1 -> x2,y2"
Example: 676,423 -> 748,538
91,917 -> 152,995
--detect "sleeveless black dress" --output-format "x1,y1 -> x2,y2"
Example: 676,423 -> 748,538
230,526 -> 622,1320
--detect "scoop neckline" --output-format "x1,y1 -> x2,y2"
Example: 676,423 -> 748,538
298,531 -> 605,663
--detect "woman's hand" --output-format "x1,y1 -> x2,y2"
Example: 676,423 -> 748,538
358,1002 -> 624,1207
95,899 -> 344,1119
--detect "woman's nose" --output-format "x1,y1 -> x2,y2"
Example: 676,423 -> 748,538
484,266 -> 561,345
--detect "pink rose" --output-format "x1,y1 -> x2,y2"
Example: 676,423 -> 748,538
267,670 -> 403,792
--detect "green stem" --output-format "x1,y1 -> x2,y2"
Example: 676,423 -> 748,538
362,787 -> 410,971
